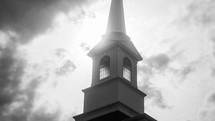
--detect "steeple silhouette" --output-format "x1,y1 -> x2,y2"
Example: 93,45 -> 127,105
106,0 -> 126,34
74,0 -> 157,121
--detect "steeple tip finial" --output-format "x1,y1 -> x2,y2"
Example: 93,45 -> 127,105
106,0 -> 126,34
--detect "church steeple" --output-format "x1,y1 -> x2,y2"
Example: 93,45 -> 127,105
87,0 -> 143,87
106,0 -> 126,34
74,0 -> 157,121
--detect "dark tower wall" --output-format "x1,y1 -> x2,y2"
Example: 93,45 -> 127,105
83,77 -> 146,114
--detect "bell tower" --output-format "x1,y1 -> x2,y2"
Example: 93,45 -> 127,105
74,0 -> 157,121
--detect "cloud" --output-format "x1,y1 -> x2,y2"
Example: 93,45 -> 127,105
0,0 -> 95,120
80,42 -> 91,51
147,89 -> 168,109
0,42 -> 24,114
139,76 -> 169,109
138,54 -> 170,109
175,0 -> 215,59
211,37 -> 215,60
0,75 -> 42,121
181,0 -> 215,27
138,54 -> 171,109
183,0 -> 215,64
207,92 -> 215,105
138,53 -> 197,108
167,0 -> 215,85
30,103 -> 61,121
212,69 -> 215,77
181,66 -> 193,78
199,92 -> 215,121
0,51 -> 77,121
55,60 -> 76,76
147,54 -> 170,70
173,62 -> 196,83
183,0 -> 215,72
138,53 -> 172,78
0,0 -> 94,43
54,48 -> 77,76
55,48 -> 70,59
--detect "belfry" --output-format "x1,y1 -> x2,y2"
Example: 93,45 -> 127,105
73,0 -> 157,121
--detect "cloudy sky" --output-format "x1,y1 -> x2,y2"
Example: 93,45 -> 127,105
0,0 -> 215,121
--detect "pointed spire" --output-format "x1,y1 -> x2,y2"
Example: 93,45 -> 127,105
106,0 -> 126,34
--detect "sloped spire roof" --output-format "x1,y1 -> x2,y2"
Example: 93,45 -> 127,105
88,0 -> 142,61
106,0 -> 126,34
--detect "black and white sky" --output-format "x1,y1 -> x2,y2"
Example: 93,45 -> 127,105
0,0 -> 215,121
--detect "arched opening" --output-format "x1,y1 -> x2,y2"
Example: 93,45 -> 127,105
99,56 -> 110,80
123,57 -> 131,81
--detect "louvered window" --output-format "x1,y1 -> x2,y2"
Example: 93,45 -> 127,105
99,56 -> 110,80
123,58 -> 131,81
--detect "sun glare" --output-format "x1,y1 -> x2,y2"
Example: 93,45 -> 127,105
76,17 -> 106,48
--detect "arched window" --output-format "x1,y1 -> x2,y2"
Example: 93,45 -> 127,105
123,58 -> 132,81
99,56 -> 110,80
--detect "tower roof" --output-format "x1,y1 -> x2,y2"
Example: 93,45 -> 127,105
88,0 -> 142,61
106,0 -> 126,34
